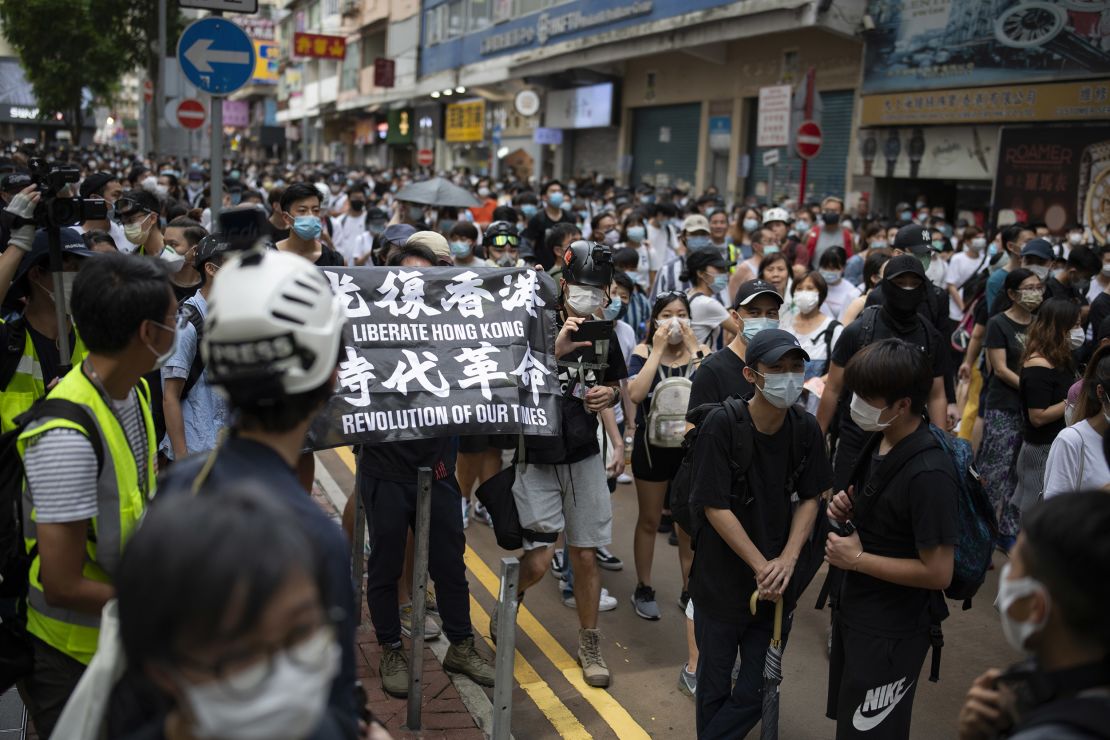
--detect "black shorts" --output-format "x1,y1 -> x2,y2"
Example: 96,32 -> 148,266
827,617 -> 930,740
631,425 -> 685,482
458,434 -> 516,454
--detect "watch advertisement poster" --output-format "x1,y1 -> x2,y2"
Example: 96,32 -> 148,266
992,126 -> 1110,240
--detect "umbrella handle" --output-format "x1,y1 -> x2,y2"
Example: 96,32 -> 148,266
749,591 -> 785,644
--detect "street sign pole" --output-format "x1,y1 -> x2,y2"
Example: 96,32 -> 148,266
211,92 -> 223,223
768,163 -> 776,205
798,66 -> 815,203
156,0 -> 166,155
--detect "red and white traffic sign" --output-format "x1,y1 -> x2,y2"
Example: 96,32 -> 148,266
143,79 -> 154,104
176,98 -> 207,130
417,148 -> 434,167
795,120 -> 822,160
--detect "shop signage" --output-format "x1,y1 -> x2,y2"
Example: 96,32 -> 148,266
6,105 -> 40,120
480,0 -> 653,56
545,83 -> 613,129
293,32 -> 346,60
386,108 -> 413,145
757,85 -> 791,148
514,89 -> 541,118
222,99 -> 250,128
708,116 -> 731,152
374,58 -> 395,88
445,100 -> 486,143
855,126 -> 998,181
992,126 -> 1110,240
861,0 -> 1110,94
252,40 -> 279,84
534,127 -> 563,145
860,79 -> 1110,127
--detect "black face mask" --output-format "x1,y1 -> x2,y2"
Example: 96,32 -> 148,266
349,200 -> 364,212
882,277 -> 925,319
823,211 -> 841,226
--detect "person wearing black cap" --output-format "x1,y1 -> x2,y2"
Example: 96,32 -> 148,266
76,172 -> 128,251
113,189 -> 165,258
817,254 -> 948,490
687,328 -> 831,737
506,240 -> 627,688
684,248 -> 740,347
1042,241 -> 1099,314
825,338 -> 958,740
866,223 -> 950,337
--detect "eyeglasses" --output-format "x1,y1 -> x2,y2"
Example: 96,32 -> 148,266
654,290 -> 687,307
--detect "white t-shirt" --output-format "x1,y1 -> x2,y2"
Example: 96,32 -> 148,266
926,254 -> 948,289
792,314 -> 843,367
329,212 -> 369,265
822,279 -> 861,321
647,221 -> 677,268
1087,276 -> 1107,305
1043,419 -> 1110,498
945,250 -> 988,320
689,292 -> 731,346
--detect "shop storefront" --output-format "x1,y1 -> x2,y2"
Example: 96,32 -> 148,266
444,99 -> 489,174
386,107 -> 415,169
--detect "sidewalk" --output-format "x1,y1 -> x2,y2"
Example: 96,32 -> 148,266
311,483 -> 488,740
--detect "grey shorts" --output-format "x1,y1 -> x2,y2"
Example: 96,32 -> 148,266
512,455 -> 613,550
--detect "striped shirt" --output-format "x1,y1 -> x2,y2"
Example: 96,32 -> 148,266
24,390 -> 148,524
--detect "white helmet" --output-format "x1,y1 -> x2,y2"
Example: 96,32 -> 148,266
762,207 -> 790,226
203,249 -> 345,396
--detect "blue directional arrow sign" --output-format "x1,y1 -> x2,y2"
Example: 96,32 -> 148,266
177,17 -> 255,96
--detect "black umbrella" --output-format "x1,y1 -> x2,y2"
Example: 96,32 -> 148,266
750,591 -> 785,740
395,177 -> 481,208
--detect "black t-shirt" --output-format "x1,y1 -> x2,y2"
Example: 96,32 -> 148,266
25,322 -> 73,388
1043,276 -> 1086,307
984,313 -> 1030,413
974,294 -> 989,326
171,280 -> 201,304
357,437 -> 457,484
841,423 -> 959,637
688,405 -> 831,624
266,221 -> 290,243
686,345 -> 753,411
522,210 -> 576,269
1019,365 -> 1073,444
315,246 -> 345,267
866,281 -> 948,333
525,320 -> 628,465
1089,292 -> 1110,339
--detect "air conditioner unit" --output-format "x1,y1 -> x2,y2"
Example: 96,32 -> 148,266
341,0 -> 359,15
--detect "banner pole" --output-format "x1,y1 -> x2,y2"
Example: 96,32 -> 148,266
406,467 -> 433,730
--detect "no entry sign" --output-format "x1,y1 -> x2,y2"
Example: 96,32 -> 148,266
177,98 -> 207,130
795,120 -> 823,160
417,149 -> 434,167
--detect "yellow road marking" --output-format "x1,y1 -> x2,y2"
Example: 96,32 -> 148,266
327,448 -> 589,739
463,551 -> 652,740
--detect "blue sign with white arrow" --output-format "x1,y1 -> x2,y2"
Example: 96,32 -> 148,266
177,17 -> 255,96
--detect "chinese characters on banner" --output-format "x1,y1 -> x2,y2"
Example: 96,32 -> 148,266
307,267 -> 562,448
293,31 -> 347,60
445,100 -> 486,143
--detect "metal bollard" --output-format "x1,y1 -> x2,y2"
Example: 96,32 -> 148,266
406,466 -> 433,730
351,452 -> 366,623
491,557 -> 520,740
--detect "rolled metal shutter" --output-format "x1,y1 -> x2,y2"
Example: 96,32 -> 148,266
631,103 -> 701,189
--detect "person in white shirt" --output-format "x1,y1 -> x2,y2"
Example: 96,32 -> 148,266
816,246 -> 860,321
945,228 -> 990,322
620,213 -> 659,291
1044,351 -> 1110,497
684,249 -> 738,347
1087,243 -> 1110,304
329,187 -> 369,265
646,202 -> 679,269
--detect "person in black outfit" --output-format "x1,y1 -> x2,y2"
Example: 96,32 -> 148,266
521,180 -> 576,270
957,493 -> 1110,740
818,255 -> 948,489
274,182 -> 345,267
865,224 -> 949,337
1041,242 -> 1099,321
689,329 -> 831,739
826,339 -> 959,740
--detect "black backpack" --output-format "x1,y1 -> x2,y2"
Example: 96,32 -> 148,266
177,300 -> 206,403
0,317 -> 27,392
0,398 -> 104,691
857,305 -> 939,362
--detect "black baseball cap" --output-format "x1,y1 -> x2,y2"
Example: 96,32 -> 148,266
194,233 -> 230,269
733,279 -> 784,308
11,228 -> 97,296
892,224 -> 932,255
1,172 -> 31,193
884,254 -> 927,281
383,223 -> 417,246
685,248 -> 730,274
114,189 -> 159,222
1021,237 -> 1055,262
79,172 -> 116,199
745,328 -> 810,367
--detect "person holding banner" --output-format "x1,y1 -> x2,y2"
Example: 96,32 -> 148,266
505,240 -> 627,689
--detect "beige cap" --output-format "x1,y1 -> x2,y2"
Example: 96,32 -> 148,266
682,214 -> 710,234
406,230 -> 451,263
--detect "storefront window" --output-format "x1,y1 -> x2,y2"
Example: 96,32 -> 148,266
469,0 -> 491,31
362,31 -> 385,66
307,0 -> 320,29
447,0 -> 465,39
341,40 -> 360,91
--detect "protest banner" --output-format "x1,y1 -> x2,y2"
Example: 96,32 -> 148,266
307,266 -> 561,448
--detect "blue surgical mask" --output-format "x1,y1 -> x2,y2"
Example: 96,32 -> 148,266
988,243 -> 999,257
711,274 -> 730,293
820,270 -> 842,285
578,210 -> 589,221
686,235 -> 712,251
547,192 -> 564,208
741,316 -> 779,342
601,295 -> 623,321
762,245 -> 780,255
743,218 -> 760,232
900,210 -> 913,222
795,220 -> 810,233
521,204 -> 538,218
450,241 -> 471,257
626,226 -> 646,242
291,215 -> 322,240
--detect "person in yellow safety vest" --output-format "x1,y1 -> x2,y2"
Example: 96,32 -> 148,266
0,189 -> 98,433
16,252 -> 172,739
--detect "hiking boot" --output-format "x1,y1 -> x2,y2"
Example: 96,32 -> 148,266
549,549 -> 566,579
595,546 -> 623,571
399,602 -> 441,640
678,663 -> 697,698
443,636 -> 495,687
577,628 -> 610,688
631,583 -> 661,621
379,643 -> 409,698
562,586 -> 617,612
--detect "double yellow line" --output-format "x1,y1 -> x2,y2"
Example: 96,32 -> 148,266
331,448 -> 649,740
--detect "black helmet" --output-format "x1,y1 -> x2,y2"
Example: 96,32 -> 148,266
562,240 -> 612,288
485,220 -> 519,248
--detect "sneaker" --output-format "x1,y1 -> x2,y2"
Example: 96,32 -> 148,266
562,587 -> 617,612
472,501 -> 492,526
426,586 -> 438,615
549,549 -> 566,579
379,643 -> 409,697
595,546 -> 623,571
461,498 -> 469,529
678,663 -> 697,698
677,590 -> 690,612
617,473 -> 633,484
631,583 -> 661,621
443,636 -> 496,687
657,513 -> 673,534
399,602 -> 441,640
668,530 -> 679,546
578,628 -> 610,688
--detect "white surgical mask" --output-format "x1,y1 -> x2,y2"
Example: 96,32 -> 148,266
183,628 -> 340,740
754,370 -> 804,409
123,214 -> 152,246
969,237 -> 987,251
995,563 -> 1050,654
1027,264 -> 1050,281
793,290 -> 820,314
145,321 -> 179,371
849,393 -> 894,432
665,316 -> 689,345
566,284 -> 605,316
161,246 -> 187,273
35,271 -> 79,316
1069,326 -> 1085,349
1069,232 -> 1084,246
1101,263 -> 1110,278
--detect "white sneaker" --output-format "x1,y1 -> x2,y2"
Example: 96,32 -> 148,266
461,498 -> 469,529
549,549 -> 566,579
617,473 -> 633,484
562,587 -> 617,612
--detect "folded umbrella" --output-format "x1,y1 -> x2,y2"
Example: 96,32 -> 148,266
750,590 -> 785,740
395,177 -> 481,208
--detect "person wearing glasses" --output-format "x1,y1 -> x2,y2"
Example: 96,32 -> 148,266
483,220 -> 523,268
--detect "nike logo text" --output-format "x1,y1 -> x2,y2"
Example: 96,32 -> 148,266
852,677 -> 914,731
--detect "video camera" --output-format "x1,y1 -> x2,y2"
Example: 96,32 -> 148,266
19,157 -> 108,227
